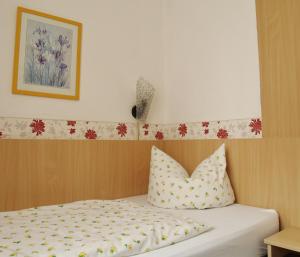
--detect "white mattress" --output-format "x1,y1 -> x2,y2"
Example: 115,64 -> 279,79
126,195 -> 279,257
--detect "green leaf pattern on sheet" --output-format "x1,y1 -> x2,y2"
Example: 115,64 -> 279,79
147,144 -> 235,209
0,200 -> 209,257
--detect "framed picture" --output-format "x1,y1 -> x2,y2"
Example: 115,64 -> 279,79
12,7 -> 82,100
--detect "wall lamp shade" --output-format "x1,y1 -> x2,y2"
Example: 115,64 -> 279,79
132,78 -> 155,121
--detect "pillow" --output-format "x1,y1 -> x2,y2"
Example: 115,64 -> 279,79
147,144 -> 235,209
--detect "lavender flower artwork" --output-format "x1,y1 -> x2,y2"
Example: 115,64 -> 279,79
24,19 -> 73,88
13,7 -> 82,100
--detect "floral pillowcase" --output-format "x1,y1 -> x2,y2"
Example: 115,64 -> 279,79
147,144 -> 235,209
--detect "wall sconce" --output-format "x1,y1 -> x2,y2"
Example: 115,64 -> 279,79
131,77 -> 155,121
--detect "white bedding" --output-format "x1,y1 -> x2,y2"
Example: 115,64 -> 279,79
0,196 -> 279,257
127,195 -> 279,257
0,199 -> 209,257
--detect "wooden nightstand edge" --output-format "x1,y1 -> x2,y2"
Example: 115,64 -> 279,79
264,240 -> 300,253
264,227 -> 300,253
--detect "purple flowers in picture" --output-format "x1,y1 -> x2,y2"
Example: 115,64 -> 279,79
24,19 -> 73,88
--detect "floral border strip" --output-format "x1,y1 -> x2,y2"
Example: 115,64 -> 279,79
0,117 -> 138,140
0,117 -> 262,140
139,118 -> 262,140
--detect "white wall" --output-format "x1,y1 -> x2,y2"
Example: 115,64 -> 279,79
0,0 -> 261,124
162,0 -> 261,123
0,0 -> 164,123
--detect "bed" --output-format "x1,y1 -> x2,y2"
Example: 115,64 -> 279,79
127,195 -> 279,257
0,195 -> 278,257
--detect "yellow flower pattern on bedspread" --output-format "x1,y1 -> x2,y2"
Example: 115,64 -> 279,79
0,200 -> 210,257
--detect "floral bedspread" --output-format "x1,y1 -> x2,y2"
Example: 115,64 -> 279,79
0,200 -> 210,257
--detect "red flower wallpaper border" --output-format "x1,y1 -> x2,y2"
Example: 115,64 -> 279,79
0,117 -> 137,140
0,117 -> 262,140
139,118 -> 262,140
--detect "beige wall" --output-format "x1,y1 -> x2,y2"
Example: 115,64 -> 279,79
162,0 -> 261,123
0,0 -> 165,123
0,0 -> 261,124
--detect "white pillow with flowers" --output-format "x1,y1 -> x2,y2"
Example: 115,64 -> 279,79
147,144 -> 235,209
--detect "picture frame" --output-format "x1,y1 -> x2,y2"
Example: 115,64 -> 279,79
12,7 -> 82,100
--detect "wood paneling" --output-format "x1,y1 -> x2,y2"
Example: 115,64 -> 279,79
0,140 -> 163,211
0,139 -> 299,228
253,0 -> 300,228
256,0 -> 300,137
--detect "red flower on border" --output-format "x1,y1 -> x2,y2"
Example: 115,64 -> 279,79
155,131 -> 164,140
67,120 -> 76,126
144,130 -> 149,136
69,128 -> 76,135
217,128 -> 228,139
204,129 -> 209,135
249,119 -> 262,135
202,122 -> 209,127
142,124 -> 149,129
116,123 -> 127,137
30,119 -> 45,136
178,123 -> 187,137
0,132 -> 3,138
85,129 -> 97,139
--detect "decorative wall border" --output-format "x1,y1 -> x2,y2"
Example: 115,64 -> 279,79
0,117 -> 262,140
139,118 -> 262,140
0,117 -> 138,140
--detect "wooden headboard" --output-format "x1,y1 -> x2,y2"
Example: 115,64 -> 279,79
0,140 -> 162,210
0,138 -> 299,229
1,0 -> 300,231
